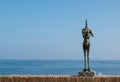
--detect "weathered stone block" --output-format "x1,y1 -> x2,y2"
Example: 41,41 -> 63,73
78,70 -> 96,77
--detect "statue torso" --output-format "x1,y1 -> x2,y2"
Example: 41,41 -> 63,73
82,28 -> 91,39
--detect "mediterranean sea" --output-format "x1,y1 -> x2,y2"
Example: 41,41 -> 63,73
0,60 -> 119,75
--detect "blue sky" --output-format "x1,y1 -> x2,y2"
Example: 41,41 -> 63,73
0,0 -> 120,60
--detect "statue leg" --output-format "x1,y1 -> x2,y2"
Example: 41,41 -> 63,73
87,48 -> 90,71
83,49 -> 87,71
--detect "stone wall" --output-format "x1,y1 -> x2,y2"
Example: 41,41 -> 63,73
0,75 -> 120,82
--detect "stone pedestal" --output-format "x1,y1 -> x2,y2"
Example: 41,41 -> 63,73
78,70 -> 96,77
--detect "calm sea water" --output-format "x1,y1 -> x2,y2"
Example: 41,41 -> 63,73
0,60 -> 120,75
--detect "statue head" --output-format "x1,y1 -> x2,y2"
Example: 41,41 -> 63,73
85,19 -> 88,28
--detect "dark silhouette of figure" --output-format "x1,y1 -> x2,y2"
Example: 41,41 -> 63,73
82,19 -> 94,71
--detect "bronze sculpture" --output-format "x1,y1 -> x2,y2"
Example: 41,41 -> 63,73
82,19 -> 94,71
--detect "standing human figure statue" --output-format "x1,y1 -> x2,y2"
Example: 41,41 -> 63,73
82,19 -> 94,71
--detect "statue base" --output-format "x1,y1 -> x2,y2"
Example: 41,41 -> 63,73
78,70 -> 96,77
